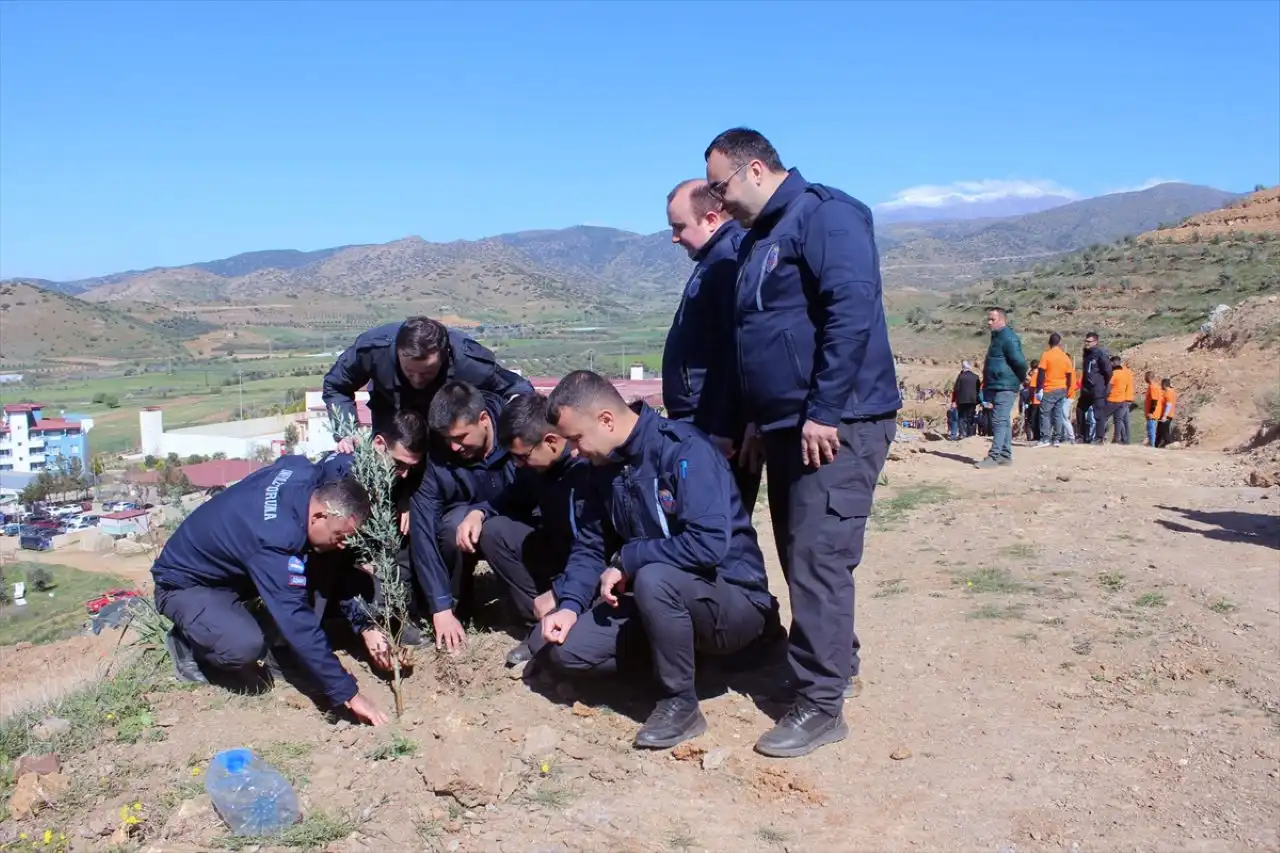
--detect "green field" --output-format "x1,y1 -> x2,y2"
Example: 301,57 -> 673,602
0,562 -> 132,646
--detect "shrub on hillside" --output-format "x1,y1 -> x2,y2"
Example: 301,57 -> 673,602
28,567 -> 55,592
1260,389 -> 1280,432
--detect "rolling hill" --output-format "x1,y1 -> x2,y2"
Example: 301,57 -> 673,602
0,282 -> 186,366
909,186 -> 1280,352
4,183 -> 1240,311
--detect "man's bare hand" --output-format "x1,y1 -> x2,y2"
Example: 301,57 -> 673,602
336,437 -> 356,454
346,692 -> 389,726
399,510 -> 411,536
532,590 -> 557,621
800,420 -> 839,468
541,609 -> 578,645
600,567 -> 627,607
432,610 -> 467,651
455,510 -> 484,554
361,628 -> 393,671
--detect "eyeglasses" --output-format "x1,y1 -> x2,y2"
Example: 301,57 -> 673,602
707,161 -> 749,201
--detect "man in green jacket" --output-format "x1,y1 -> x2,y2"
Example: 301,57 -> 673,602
976,307 -> 1028,468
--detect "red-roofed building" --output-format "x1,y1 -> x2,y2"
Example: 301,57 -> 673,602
100,508 -> 151,537
0,403 -> 94,474
134,458 -> 268,490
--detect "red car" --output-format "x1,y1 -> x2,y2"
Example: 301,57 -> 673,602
84,588 -> 141,614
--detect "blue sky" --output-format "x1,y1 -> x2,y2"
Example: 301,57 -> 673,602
1,0 -> 1277,280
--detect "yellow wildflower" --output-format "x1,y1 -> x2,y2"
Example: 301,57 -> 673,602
42,831 -> 53,845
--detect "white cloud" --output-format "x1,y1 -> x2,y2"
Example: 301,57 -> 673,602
1104,177 -> 1181,194
876,179 -> 1081,210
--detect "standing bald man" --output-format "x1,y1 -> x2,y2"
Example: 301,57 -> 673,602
661,179 -> 760,511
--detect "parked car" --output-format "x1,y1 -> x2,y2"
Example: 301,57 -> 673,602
19,534 -> 52,551
2,523 -> 19,537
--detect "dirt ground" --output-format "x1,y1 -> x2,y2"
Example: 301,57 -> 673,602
2,437 -> 1279,852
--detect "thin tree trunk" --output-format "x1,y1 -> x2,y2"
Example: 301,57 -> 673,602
392,654 -> 404,718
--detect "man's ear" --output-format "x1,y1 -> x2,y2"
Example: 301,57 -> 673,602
598,409 -> 614,431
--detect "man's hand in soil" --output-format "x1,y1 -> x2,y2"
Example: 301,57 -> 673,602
433,610 -> 467,651
542,609 -> 577,645
455,510 -> 484,554
361,628 -> 393,671
346,692 -> 389,726
532,590 -> 557,621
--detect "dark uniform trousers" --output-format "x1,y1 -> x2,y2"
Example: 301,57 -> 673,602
761,416 -> 895,715
438,505 -> 484,619
478,516 -> 565,625
534,563 -> 766,701
155,585 -> 269,671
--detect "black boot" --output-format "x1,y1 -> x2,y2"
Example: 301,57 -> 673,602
634,697 -> 706,750
164,629 -> 209,684
754,699 -> 848,758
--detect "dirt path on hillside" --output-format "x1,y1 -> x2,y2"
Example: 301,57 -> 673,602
2,441 -> 1277,851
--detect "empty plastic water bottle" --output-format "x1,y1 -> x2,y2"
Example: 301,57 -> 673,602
205,748 -> 301,835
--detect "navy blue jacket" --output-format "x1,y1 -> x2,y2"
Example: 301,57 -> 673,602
1080,345 -> 1113,399
477,449 -> 601,557
662,221 -> 745,427
322,322 -> 532,438
722,170 -> 902,434
410,393 -> 518,614
151,456 -> 358,705
556,404 -> 773,616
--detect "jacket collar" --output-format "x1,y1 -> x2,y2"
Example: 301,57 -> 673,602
752,168 -> 808,232
612,402 -> 658,467
693,219 -> 742,263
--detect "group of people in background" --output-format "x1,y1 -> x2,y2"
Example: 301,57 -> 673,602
148,128 -> 902,760
948,311 -> 1180,468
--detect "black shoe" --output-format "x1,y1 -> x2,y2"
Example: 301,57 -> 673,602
634,697 -> 706,750
505,641 -> 533,667
164,629 -> 209,684
844,676 -> 864,700
400,623 -> 427,648
754,700 -> 848,758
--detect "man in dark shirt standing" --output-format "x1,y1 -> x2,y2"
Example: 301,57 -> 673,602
661,179 -> 759,511
704,128 -> 901,757
951,361 -> 982,438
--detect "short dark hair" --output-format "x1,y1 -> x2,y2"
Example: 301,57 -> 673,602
376,409 -> 427,455
498,393 -> 554,447
546,370 -> 625,426
1161,378 -> 1172,388
427,381 -> 486,433
1085,330 -> 1100,341
313,477 -> 372,523
1110,355 -> 1122,367
667,179 -> 722,221
395,316 -> 449,360
704,127 -> 785,172
986,307 -> 1007,317
1049,333 -> 1062,346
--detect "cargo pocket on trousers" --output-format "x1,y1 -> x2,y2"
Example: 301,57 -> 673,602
693,589 -> 731,653
821,486 -> 874,567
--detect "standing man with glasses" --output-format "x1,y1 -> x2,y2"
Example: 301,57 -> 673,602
704,128 -> 901,758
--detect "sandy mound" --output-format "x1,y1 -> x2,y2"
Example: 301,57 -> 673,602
1141,186 -> 1280,243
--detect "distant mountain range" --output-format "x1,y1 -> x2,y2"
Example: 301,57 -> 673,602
7,182 -> 1242,310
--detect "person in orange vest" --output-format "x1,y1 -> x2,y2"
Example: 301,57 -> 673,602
1034,333 -> 1073,446
1156,379 -> 1178,448
1105,356 -> 1136,444
1143,371 -> 1164,447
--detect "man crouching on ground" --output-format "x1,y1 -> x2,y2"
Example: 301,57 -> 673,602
151,456 -> 389,726
538,370 -> 778,750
